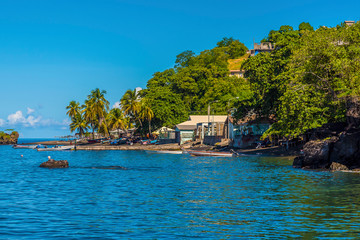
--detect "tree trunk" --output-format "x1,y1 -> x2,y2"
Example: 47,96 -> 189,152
148,120 -> 152,138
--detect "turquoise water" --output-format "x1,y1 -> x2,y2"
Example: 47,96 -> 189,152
1,144 -> 360,239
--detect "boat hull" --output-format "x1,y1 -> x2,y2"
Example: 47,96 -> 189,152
13,145 -> 37,149
187,150 -> 234,157
37,146 -> 74,151
145,150 -> 183,154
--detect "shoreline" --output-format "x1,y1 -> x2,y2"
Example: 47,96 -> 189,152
21,140 -> 300,157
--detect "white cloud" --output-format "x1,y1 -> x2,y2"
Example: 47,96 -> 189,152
112,101 -> 121,109
8,111 -> 26,124
7,110 -> 41,127
27,107 -> 35,114
4,111 -> 70,128
26,115 -> 41,126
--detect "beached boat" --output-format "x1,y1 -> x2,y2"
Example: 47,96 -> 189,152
87,138 -> 106,144
13,144 -> 37,149
145,150 -> 183,154
186,150 -> 234,157
37,146 -> 75,151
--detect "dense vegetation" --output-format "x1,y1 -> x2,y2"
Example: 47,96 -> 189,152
67,21 -> 360,139
66,88 -> 152,137
140,37 -> 250,130
235,21 -> 360,138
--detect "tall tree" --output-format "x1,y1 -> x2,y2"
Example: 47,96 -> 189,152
138,98 -> 154,135
70,113 -> 89,138
120,89 -> 140,117
108,108 -> 125,136
66,101 -> 81,119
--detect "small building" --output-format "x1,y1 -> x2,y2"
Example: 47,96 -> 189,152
344,21 -> 355,26
227,116 -> 273,148
229,69 -> 245,78
154,127 -> 176,144
175,115 -> 228,144
250,42 -> 274,56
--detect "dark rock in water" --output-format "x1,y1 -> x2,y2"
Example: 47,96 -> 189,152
293,137 -> 338,169
329,131 -> 360,168
293,129 -> 360,171
40,159 -> 69,168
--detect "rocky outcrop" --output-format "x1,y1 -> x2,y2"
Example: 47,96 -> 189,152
294,129 -> 360,170
40,159 -> 69,168
0,131 -> 19,145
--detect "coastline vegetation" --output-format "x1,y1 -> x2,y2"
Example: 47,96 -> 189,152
66,21 -> 360,140
0,129 -> 19,144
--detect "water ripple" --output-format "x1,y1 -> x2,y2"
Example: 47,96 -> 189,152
1,145 -> 360,238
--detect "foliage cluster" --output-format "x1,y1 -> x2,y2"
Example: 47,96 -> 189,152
140,37 -> 250,130
234,22 -> 360,138
67,88 -> 153,137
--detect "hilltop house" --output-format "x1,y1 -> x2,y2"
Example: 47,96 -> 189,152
250,42 -> 274,56
229,69 -> 245,78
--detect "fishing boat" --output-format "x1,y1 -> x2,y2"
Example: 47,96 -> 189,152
12,144 -> 37,149
87,138 -> 106,144
145,150 -> 183,154
37,146 -> 75,151
186,150 -> 234,157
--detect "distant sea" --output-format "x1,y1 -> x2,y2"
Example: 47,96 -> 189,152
17,138 -> 61,144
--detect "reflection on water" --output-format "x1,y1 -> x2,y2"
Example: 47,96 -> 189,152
1,145 -> 360,239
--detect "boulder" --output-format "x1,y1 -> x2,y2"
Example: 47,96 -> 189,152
329,131 -> 360,169
330,162 -> 349,171
40,159 -> 69,168
294,137 -> 338,169
293,129 -> 360,171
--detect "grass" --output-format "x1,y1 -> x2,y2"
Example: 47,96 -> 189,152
228,53 -> 250,70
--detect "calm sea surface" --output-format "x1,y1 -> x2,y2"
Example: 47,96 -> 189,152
1,141 -> 360,239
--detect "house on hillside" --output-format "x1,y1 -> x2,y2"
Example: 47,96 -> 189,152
250,42 -> 274,56
229,69 -> 245,78
228,54 -> 249,78
344,20 -> 355,26
175,115 -> 228,144
227,116 -> 273,148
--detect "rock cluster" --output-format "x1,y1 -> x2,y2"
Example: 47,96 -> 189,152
40,159 -> 69,168
294,129 -> 360,170
0,131 -> 19,145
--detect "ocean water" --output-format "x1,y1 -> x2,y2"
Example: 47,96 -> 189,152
1,143 -> 360,239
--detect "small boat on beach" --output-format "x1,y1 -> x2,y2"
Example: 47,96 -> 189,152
87,138 -> 106,144
186,150 -> 234,157
37,146 -> 75,151
145,150 -> 183,154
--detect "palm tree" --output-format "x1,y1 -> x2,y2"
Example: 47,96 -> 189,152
139,99 -> 154,135
83,99 -> 97,139
84,88 -> 110,138
108,108 -> 125,137
70,113 -> 89,138
120,89 -> 140,118
66,101 -> 81,119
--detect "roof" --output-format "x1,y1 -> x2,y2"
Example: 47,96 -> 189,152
176,115 -> 228,131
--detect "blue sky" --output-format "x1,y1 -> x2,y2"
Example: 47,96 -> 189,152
0,0 -> 359,138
